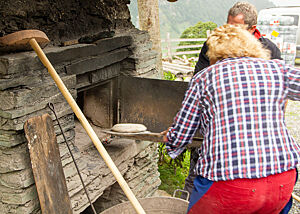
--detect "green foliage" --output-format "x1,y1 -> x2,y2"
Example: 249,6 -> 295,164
176,21 -> 217,57
180,21 -> 217,39
158,143 -> 191,195
163,71 -> 176,81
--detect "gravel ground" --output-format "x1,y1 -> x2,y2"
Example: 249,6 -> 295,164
285,100 -> 300,213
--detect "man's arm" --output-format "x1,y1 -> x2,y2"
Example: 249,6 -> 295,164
194,41 -> 210,75
286,65 -> 300,101
259,37 -> 282,60
165,79 -> 202,159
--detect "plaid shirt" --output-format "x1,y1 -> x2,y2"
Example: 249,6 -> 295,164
166,57 -> 300,181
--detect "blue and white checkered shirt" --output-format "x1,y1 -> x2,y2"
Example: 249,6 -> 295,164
166,57 -> 300,181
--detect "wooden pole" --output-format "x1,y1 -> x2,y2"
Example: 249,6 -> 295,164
166,32 -> 172,62
29,38 -> 146,214
137,0 -> 163,77
292,192 -> 300,203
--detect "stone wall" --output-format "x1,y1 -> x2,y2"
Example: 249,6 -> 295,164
0,28 -> 161,213
90,143 -> 161,213
0,0 -> 133,45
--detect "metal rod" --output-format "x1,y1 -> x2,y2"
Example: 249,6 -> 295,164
48,103 -> 97,214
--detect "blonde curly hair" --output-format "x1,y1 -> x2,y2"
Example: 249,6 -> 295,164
206,24 -> 271,64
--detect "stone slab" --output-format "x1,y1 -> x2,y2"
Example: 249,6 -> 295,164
76,73 -> 91,89
0,184 -> 38,205
0,88 -> 76,119
56,129 -> 75,145
65,49 -> 130,75
0,72 -> 44,91
0,130 -> 26,147
90,63 -> 120,83
0,52 -> 43,76
0,198 -> 40,214
0,101 -> 74,131
0,75 -> 76,111
0,36 -> 131,77
47,36 -> 132,65
0,168 -> 34,189
0,143 -> 31,173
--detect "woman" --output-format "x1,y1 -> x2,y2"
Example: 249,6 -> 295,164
163,24 -> 300,214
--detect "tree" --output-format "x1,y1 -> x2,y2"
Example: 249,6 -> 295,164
177,21 -> 217,57
137,0 -> 163,75
180,21 -> 217,38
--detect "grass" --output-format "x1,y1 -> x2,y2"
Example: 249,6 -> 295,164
158,148 -> 191,195
158,72 -> 192,195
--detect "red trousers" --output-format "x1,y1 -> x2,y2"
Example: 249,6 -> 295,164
188,169 -> 297,214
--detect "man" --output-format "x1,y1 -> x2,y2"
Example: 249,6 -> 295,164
184,1 -> 283,200
194,1 -> 281,74
163,24 -> 300,213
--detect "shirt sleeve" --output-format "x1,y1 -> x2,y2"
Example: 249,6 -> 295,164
194,41 -> 210,75
286,65 -> 300,100
260,37 -> 282,60
165,78 -> 202,159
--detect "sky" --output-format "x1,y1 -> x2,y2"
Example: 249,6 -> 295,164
270,0 -> 300,6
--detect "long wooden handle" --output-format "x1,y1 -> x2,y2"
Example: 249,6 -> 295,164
292,192 -> 300,203
29,38 -> 146,214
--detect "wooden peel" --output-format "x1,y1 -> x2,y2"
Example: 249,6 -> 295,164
2,30 -> 145,214
103,130 -> 203,148
292,192 -> 300,203
103,129 -> 165,142
0,30 -> 49,52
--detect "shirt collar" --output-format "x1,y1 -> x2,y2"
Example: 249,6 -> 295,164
253,29 -> 261,39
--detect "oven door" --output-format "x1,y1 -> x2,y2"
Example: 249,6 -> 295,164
117,75 -> 189,133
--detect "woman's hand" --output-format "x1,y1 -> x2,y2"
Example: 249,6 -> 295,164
160,127 -> 172,142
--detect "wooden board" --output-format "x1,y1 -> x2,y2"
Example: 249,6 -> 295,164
0,30 -> 49,53
102,129 -> 203,148
102,129 -> 164,142
24,114 -> 72,214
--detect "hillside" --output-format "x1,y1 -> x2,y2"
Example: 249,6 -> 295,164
128,0 -> 275,39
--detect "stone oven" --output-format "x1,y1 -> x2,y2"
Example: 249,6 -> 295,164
0,0 -> 163,213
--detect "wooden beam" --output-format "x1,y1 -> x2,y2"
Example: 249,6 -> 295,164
24,114 -> 72,214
